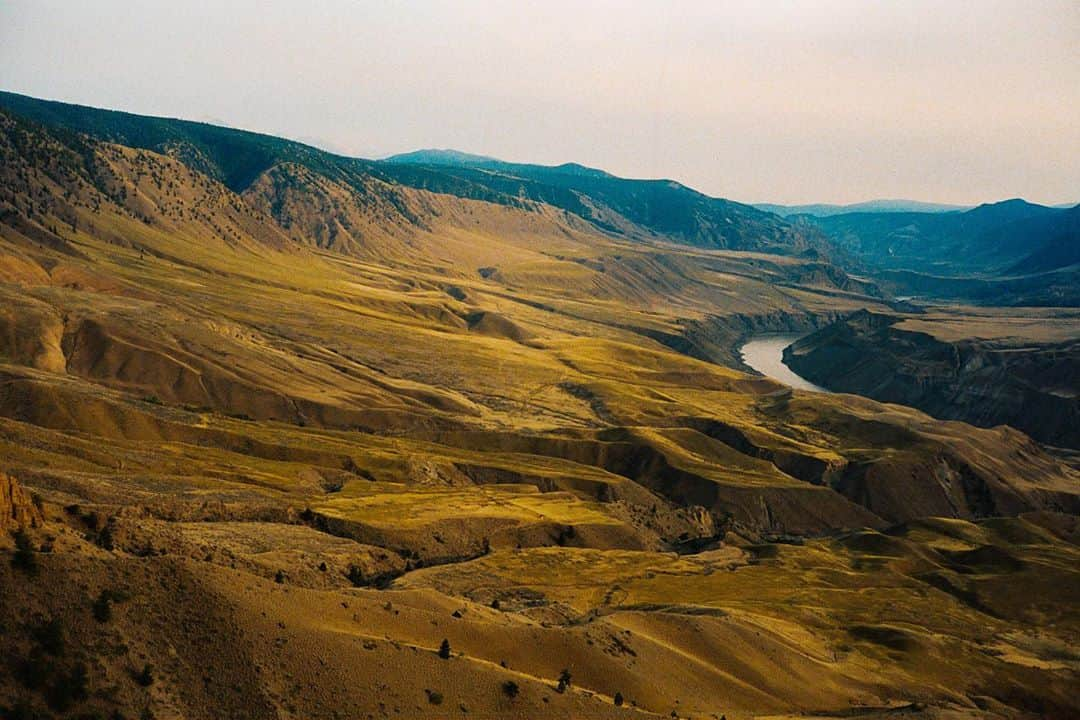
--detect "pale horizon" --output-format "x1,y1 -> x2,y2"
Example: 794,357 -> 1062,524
1,0 -> 1077,206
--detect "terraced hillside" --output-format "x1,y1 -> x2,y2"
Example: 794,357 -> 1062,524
0,97 -> 1078,719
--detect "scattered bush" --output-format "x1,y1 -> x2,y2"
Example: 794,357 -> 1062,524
425,689 -> 443,706
274,570 -> 285,584
0,700 -> 36,720
92,589 -> 126,622
556,668 -> 572,693
438,639 -> 451,659
14,648 -> 53,691
32,619 -> 65,656
11,529 -> 37,575
96,524 -> 115,551
80,511 -> 101,531
45,662 -> 88,711
134,663 -> 154,687
614,691 -> 623,706
93,595 -> 112,623
501,681 -> 519,698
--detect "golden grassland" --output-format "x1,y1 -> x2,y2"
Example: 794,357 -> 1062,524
0,116 -> 1077,718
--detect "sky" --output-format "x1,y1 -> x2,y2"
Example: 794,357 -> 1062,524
1,0 -> 1077,205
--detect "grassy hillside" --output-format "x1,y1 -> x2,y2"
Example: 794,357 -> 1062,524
0,101 -> 1077,719
0,90 -> 827,254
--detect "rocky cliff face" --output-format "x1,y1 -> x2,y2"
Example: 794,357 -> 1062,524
1,473 -> 42,530
785,311 -> 1080,449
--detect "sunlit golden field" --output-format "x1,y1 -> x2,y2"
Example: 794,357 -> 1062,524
0,104 -> 1077,719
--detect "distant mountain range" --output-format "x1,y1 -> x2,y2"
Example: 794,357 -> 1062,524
754,199 -> 971,217
804,198 -> 1078,273
2,90 -> 1075,306
382,148 -> 501,166
384,148 -> 616,179
798,199 -> 1080,305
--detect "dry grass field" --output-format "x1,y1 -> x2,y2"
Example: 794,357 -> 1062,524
0,104 -> 1077,719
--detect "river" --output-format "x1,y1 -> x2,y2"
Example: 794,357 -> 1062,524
738,334 -> 831,393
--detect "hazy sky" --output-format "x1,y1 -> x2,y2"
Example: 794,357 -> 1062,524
1,1 -> 1077,205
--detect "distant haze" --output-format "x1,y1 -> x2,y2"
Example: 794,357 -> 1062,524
1,0 -> 1077,205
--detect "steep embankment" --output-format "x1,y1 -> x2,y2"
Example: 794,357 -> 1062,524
786,311 -> 1080,449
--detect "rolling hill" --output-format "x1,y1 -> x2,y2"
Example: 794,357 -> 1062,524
0,90 -> 828,255
0,92 -> 1077,719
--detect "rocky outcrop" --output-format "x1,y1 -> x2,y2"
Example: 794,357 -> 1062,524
0,473 -> 42,530
785,311 -> 1080,449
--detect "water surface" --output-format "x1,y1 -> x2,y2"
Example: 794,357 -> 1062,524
738,335 -> 830,393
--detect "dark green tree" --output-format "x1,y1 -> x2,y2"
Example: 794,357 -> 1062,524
93,590 -> 113,622
11,529 -> 37,575
135,663 -> 154,687
556,668 -> 572,693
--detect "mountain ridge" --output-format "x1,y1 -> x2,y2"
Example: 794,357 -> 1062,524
0,90 -> 824,255
756,198 -> 973,217
800,197 -> 1080,303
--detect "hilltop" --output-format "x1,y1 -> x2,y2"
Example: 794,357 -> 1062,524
0,90 -> 827,255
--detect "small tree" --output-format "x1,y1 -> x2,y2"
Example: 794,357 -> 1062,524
614,691 -> 624,706
438,639 -> 451,659
46,662 -> 88,711
501,680 -> 519,698
97,523 -> 115,551
93,590 -> 113,622
135,663 -> 154,687
32,619 -> 64,656
556,668 -> 572,693
11,529 -> 37,575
